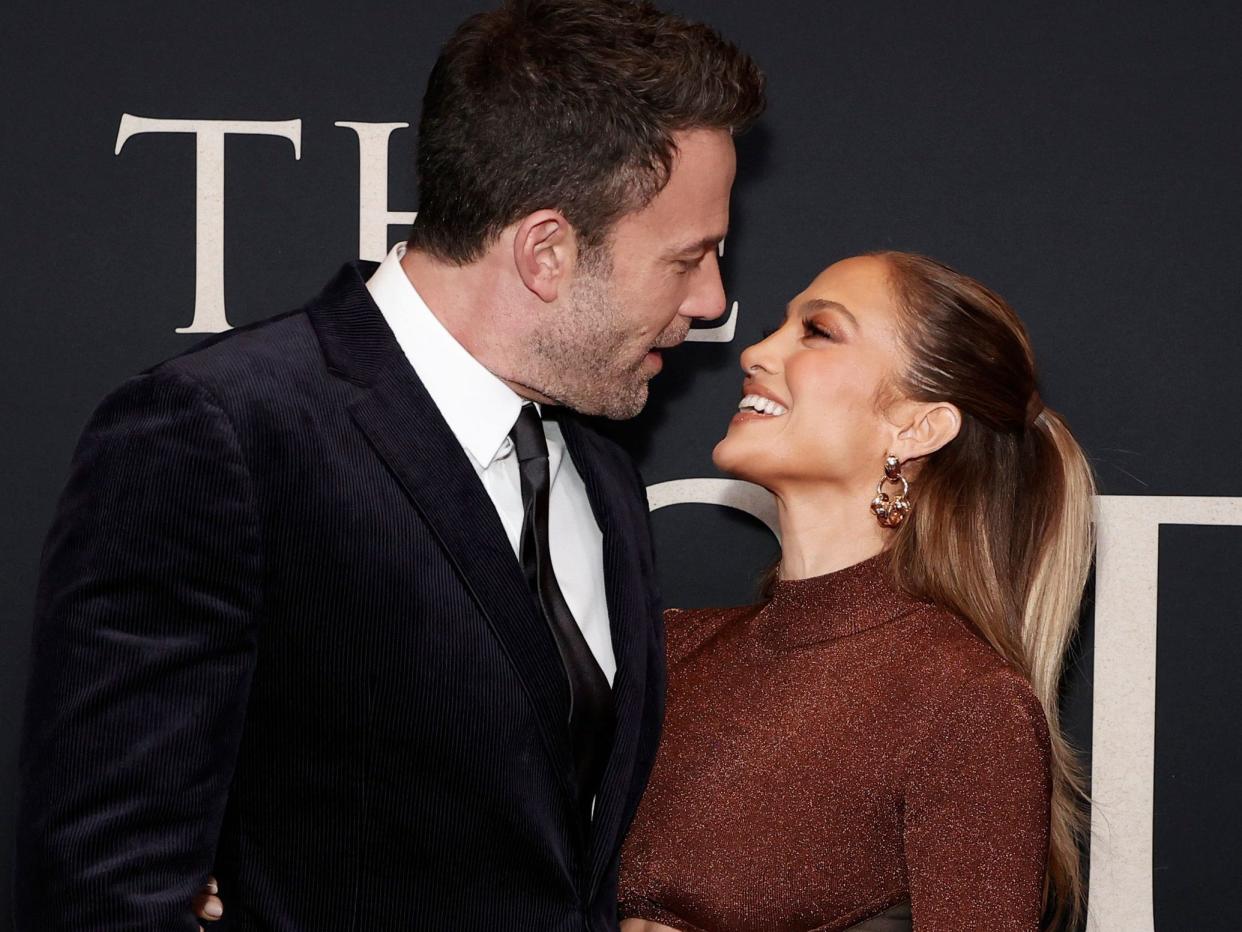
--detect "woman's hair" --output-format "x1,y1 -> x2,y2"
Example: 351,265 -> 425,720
873,251 -> 1094,928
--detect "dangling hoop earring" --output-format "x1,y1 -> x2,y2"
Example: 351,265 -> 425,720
870,454 -> 911,528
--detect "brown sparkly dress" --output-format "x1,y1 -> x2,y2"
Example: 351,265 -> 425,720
617,552 -> 1051,932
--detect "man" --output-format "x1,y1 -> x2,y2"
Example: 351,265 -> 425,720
14,1 -> 764,929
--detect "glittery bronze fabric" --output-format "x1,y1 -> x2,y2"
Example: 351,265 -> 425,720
618,552 -> 1051,932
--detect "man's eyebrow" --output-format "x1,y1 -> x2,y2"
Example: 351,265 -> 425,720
790,297 -> 860,331
666,235 -> 726,258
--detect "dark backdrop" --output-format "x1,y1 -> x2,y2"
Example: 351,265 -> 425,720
4,2 -> 1240,929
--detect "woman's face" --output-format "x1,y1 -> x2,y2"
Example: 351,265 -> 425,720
713,255 -> 910,496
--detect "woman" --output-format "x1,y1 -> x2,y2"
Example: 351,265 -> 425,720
616,252 -> 1092,931
196,252 -> 1091,930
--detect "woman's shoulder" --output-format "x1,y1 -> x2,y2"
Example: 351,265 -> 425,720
662,604 -> 758,666
901,601 -> 1023,677
899,604 -> 1050,755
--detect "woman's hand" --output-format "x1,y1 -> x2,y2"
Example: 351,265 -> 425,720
193,875 -> 223,928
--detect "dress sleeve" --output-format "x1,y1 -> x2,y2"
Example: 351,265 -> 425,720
901,668 -> 1052,931
14,367 -> 263,930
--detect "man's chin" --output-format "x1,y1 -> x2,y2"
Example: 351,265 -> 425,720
590,383 -> 649,420
560,377 -> 649,420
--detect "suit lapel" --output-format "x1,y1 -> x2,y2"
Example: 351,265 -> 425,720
558,417 -> 653,893
307,263 -> 575,802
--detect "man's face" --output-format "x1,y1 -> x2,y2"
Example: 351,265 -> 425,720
532,128 -> 737,419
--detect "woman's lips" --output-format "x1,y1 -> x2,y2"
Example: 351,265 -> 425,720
730,408 -> 780,425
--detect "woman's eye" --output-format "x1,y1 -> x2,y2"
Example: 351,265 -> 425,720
802,319 -> 833,340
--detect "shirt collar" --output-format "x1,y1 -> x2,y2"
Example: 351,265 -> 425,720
367,241 -> 528,469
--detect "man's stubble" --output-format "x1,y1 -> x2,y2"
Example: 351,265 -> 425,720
526,253 -> 687,420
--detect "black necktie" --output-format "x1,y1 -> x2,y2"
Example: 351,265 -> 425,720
509,403 -> 615,832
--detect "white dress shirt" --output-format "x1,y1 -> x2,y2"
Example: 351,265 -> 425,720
367,242 -> 616,685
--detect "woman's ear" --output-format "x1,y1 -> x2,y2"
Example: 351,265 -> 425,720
892,400 -> 962,461
513,209 -> 571,303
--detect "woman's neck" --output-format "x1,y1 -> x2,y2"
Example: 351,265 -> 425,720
773,484 -> 890,581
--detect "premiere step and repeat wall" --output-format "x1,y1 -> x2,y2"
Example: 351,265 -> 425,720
4,2 -> 1240,928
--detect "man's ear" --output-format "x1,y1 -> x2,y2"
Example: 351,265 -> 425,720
513,209 -> 572,303
892,400 -> 962,462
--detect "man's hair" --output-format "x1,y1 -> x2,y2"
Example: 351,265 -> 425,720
406,0 -> 766,264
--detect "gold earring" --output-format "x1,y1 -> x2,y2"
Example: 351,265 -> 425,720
870,453 -> 911,528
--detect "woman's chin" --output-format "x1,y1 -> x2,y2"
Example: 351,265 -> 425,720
712,434 -> 759,481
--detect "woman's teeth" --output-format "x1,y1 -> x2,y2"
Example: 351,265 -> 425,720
738,393 -> 788,417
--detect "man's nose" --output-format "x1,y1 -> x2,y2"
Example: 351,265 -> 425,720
681,250 -> 727,321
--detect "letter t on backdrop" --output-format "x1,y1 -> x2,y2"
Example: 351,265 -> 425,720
114,115 -> 302,333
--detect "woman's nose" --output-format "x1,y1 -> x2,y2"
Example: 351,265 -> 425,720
739,327 -> 781,374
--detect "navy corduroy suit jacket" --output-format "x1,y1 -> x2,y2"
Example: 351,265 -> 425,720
15,262 -> 667,931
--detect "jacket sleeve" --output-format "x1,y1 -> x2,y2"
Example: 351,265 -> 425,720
901,668 -> 1052,932
15,366 -> 263,931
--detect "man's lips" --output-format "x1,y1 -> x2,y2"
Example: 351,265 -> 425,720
653,335 -> 688,353
654,320 -> 691,352
643,333 -> 687,372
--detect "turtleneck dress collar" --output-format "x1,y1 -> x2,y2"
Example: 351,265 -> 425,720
755,549 -> 928,648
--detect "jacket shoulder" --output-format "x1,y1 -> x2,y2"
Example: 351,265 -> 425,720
149,310 -> 318,393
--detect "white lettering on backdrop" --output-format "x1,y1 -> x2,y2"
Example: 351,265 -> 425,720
333,121 -> 418,262
113,116 -> 739,341
649,483 -> 1242,932
1085,495 -> 1242,930
114,116 -> 302,334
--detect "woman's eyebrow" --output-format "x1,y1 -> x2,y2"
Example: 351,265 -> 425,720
791,298 -> 861,331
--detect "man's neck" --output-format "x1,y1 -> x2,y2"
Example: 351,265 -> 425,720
399,245 -> 549,405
